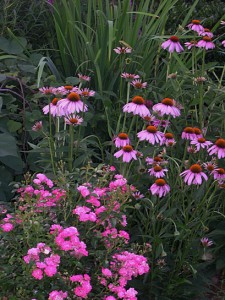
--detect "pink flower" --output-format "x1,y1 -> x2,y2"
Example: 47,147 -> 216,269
222,40 -> 225,47
78,73 -> 91,82
80,88 -> 95,98
77,185 -> 90,198
212,168 -> 225,180
149,179 -> 170,198
39,86 -> 57,95
180,164 -> 208,185
102,268 -> 112,277
114,133 -> 130,148
42,98 -> 60,117
208,138 -> 225,159
121,73 -> 140,80
148,165 -> 168,178
48,290 -> 68,300
187,19 -> 204,33
137,125 -> 164,145
32,121 -> 43,132
199,28 -> 213,38
196,37 -> 215,50
113,47 -> 132,54
182,127 -> 199,140
201,237 -> 213,247
132,191 -> 144,199
161,36 -> 184,53
56,85 -> 80,95
161,132 -> 176,146
44,265 -> 57,277
146,156 -> 166,166
184,40 -> 198,49
190,137 -> 212,151
32,268 -> 43,280
202,162 -> 217,173
131,79 -> 147,89
64,115 -> 83,126
1,223 -> 14,232
152,98 -> 181,118
57,92 -> 88,116
123,96 -> 150,117
114,145 -> 137,163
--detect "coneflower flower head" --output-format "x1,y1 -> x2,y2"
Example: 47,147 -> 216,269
131,79 -> 147,89
197,36 -> 215,50
42,98 -> 60,117
208,138 -> 225,159
212,168 -> 225,180
137,125 -> 164,145
199,28 -> 213,38
190,137 -> 212,151
187,19 -> 204,33
64,115 -> 83,126
114,133 -> 130,148
148,165 -> 168,178
180,164 -> 208,185
152,98 -> 181,118
114,145 -> 137,163
149,178 -> 170,198
161,36 -> 184,53
57,92 -> 88,116
113,47 -> 132,54
123,96 -> 150,117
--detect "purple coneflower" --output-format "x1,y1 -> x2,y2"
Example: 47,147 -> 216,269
222,40 -> 225,47
149,179 -> 170,198
132,191 -> 144,199
180,164 -> 208,185
202,162 -> 217,173
80,88 -> 95,98
64,115 -> 83,126
161,132 -> 176,146
184,40 -> 198,49
42,98 -> 60,117
114,133 -> 130,148
113,47 -> 132,54
123,96 -> 150,117
199,28 -> 213,38
187,19 -> 204,33
114,145 -> 137,163
208,138 -> 225,159
201,237 -> 213,248
146,156 -> 166,166
57,85 -> 79,95
78,73 -> 91,82
212,168 -> 225,180
32,121 -> 43,132
137,125 -> 164,145
190,137 -> 212,151
161,36 -> 184,53
57,92 -> 88,116
152,98 -> 181,118
121,73 -> 140,80
131,79 -> 147,89
39,86 -> 57,95
196,36 -> 215,50
148,165 -> 168,178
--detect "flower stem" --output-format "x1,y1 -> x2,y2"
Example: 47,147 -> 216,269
68,125 -> 74,172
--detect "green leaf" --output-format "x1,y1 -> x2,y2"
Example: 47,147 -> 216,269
7,120 -> 22,133
0,133 -> 19,157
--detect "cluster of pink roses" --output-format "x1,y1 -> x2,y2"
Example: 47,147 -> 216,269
23,243 -> 60,280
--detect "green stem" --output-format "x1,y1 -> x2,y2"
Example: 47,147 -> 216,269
48,103 -> 56,175
122,82 -> 131,132
199,50 -> 206,129
166,52 -> 172,82
68,125 -> 74,172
